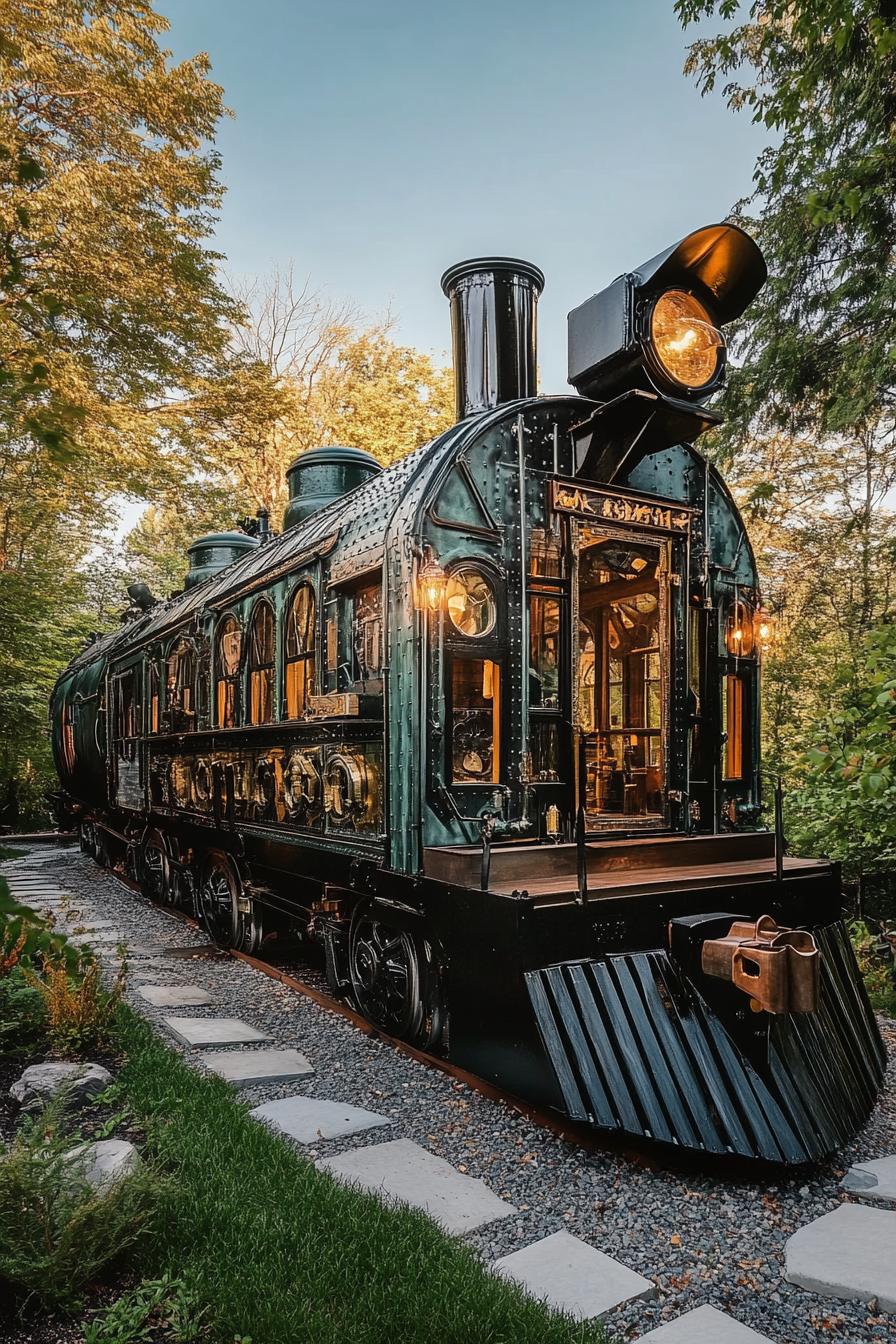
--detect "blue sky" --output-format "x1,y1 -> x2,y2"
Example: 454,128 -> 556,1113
162,0 -> 767,394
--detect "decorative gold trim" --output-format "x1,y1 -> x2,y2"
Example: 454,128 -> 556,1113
551,480 -> 692,534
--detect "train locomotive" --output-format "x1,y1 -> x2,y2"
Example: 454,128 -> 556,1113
50,222 -> 886,1164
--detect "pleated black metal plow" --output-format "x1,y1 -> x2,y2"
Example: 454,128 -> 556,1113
525,921 -> 886,1164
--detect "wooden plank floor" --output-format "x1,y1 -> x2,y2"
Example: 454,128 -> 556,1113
494,854 -> 830,902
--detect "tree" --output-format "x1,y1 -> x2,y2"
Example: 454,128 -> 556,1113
121,270 -> 455,593
677,2 -> 896,865
0,0 -> 245,821
789,623 -> 896,888
0,0 -> 240,467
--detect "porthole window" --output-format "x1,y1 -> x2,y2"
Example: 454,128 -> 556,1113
246,600 -> 275,725
285,583 -> 316,718
215,616 -> 242,728
446,568 -> 497,638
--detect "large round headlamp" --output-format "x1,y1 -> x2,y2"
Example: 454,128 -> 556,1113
648,289 -> 724,392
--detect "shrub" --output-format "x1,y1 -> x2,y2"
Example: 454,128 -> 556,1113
83,1273 -> 208,1344
25,954 -> 126,1057
0,968 -> 47,1057
0,1106 -> 160,1312
850,919 -> 896,1018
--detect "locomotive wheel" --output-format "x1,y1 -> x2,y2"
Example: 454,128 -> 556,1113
78,821 -> 96,859
197,853 -> 264,955
140,831 -> 174,906
348,904 -> 440,1046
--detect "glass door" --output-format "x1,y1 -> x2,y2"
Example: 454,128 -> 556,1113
576,527 -> 669,828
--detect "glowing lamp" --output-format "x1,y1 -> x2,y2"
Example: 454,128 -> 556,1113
415,551 -> 447,613
650,290 -> 724,391
756,609 -> 773,646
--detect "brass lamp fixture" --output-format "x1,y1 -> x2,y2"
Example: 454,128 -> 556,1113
415,548 -> 447,613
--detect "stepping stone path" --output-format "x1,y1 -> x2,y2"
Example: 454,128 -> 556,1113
202,1048 -> 314,1085
251,1095 -> 391,1144
841,1154 -> 896,1204
10,1061 -> 112,1112
492,1230 -> 655,1320
138,985 -> 213,1007
785,1204 -> 896,1312
319,1137 -> 516,1234
162,1016 -> 269,1047
637,1305 -> 777,1342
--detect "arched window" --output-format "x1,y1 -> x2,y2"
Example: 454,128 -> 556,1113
247,600 -> 275,725
215,616 -> 242,728
165,637 -> 196,733
284,583 -> 316,718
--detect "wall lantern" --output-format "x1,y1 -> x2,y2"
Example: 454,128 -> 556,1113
756,608 -> 773,648
415,549 -> 447,613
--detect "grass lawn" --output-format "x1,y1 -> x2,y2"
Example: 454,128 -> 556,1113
114,1009 -> 607,1344
0,846 -> 26,861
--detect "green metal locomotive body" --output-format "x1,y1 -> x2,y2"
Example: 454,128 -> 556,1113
50,226 -> 885,1163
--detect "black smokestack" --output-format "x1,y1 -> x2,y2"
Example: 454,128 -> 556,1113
440,257 -> 544,420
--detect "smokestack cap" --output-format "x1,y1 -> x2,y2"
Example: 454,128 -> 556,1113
440,256 -> 545,296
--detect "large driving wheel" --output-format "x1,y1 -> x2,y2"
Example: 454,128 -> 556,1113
140,830 -> 174,906
348,903 -> 441,1046
197,853 -> 263,954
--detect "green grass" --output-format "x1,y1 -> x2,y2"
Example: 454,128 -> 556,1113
0,846 -> 25,861
113,1009 -> 607,1344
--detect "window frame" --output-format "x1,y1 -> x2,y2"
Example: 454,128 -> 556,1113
214,613 -> 243,729
245,598 -> 276,726
163,636 -> 196,734
283,581 -> 317,719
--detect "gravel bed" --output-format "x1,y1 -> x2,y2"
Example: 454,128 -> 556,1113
5,843 -> 895,1344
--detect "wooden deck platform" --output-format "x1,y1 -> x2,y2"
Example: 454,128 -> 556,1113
423,832 -> 833,902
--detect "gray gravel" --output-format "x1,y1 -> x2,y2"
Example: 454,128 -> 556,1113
5,843 -> 895,1344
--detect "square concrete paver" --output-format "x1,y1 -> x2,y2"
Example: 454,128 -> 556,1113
202,1048 -> 314,1085
492,1230 -> 655,1319
162,1017 -> 269,1047
251,1095 -> 391,1144
841,1154 -> 896,1205
785,1204 -> 896,1311
319,1138 -> 516,1234
637,1305 -> 776,1342
137,985 -> 213,1008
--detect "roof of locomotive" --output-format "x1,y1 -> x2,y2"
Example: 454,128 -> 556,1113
57,393 -> 756,686
59,419 -> 469,681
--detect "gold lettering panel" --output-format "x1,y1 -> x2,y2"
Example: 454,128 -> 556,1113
551,480 -> 692,533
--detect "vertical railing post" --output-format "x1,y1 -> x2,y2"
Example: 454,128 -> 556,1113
576,729 -> 588,905
774,774 -> 785,885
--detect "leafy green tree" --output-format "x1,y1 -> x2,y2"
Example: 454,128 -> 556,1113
677,1 -> 896,874
0,0 -> 249,822
0,0 -> 239,466
788,624 -> 896,888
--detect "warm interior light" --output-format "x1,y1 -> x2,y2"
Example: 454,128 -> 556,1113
756,608 -> 773,645
416,552 -> 447,612
650,289 -> 724,390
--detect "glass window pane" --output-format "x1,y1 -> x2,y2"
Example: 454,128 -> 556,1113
529,596 -> 560,708
451,659 -> 500,783
724,674 -> 745,780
